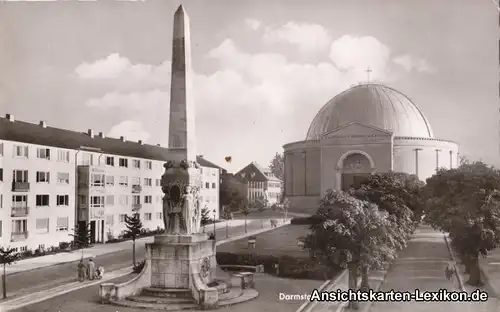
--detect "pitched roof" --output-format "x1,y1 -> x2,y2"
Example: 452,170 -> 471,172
0,116 -> 221,168
235,161 -> 281,182
197,157 -> 223,169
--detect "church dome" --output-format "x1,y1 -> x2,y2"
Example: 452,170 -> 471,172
306,83 -> 434,140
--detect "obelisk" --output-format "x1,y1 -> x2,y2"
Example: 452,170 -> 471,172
161,4 -> 202,236
168,4 -> 196,162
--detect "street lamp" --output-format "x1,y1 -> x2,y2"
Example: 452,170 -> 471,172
213,209 -> 216,241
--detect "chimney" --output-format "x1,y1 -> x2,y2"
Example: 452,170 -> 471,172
120,136 -> 126,142
5,114 -> 14,122
138,140 -> 143,145
39,121 -> 47,128
87,129 -> 94,138
98,132 -> 104,138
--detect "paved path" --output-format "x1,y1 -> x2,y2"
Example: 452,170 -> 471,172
0,219 -> 279,300
369,226 -> 497,312
6,219 -> 252,275
0,219 -> 291,311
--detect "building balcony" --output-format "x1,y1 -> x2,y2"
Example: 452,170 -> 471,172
11,206 -> 29,217
11,231 -> 29,242
12,182 -> 30,192
132,185 -> 142,193
132,203 -> 142,211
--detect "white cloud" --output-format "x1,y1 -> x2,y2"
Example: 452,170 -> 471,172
85,89 -> 168,110
263,22 -> 331,54
107,120 -> 151,143
77,30 -> 434,171
393,54 -> 436,73
245,18 -> 262,31
329,35 -> 392,80
75,53 -> 171,87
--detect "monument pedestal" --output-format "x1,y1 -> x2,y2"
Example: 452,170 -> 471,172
148,234 -> 218,307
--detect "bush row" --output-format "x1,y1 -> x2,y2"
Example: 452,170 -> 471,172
106,228 -> 163,244
290,216 -> 324,225
216,251 -> 341,280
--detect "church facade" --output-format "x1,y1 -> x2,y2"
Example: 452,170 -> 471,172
283,83 -> 459,212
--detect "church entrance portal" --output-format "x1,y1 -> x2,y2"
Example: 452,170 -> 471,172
341,153 -> 372,191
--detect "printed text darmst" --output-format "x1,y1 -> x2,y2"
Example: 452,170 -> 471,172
309,289 -> 489,302
279,289 -> 489,302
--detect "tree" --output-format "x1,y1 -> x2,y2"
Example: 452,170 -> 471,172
240,201 -> 251,233
201,206 -> 211,232
0,247 -> 19,299
268,153 -> 284,181
269,153 -> 285,203
304,190 -> 395,309
424,161 -> 500,286
220,174 -> 247,211
350,172 -> 422,233
70,222 -> 91,259
250,197 -> 267,211
124,213 -> 143,267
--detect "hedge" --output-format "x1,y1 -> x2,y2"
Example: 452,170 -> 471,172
216,251 -> 341,280
290,216 -> 324,225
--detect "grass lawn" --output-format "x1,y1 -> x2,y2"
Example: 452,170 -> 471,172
217,224 -> 311,258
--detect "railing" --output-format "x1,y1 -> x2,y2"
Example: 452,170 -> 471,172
11,206 -> 29,217
12,182 -> 30,192
11,231 -> 29,242
132,203 -> 142,211
132,185 -> 142,193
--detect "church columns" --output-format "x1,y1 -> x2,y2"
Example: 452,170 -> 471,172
435,149 -> 441,171
302,151 -> 307,195
414,148 -> 422,179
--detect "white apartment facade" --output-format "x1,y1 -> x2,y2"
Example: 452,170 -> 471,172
198,160 -> 221,221
0,114 -> 221,251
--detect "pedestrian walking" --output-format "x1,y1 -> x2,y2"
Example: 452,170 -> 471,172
87,258 -> 96,280
77,259 -> 86,282
444,261 -> 455,280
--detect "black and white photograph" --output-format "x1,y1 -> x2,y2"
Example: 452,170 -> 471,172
0,0 -> 498,311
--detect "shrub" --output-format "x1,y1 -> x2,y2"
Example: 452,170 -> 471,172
59,241 -> 70,250
216,252 -> 340,280
133,260 -> 146,273
21,249 -> 33,259
290,216 -> 324,225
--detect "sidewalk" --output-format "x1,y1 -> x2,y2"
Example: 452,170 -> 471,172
478,246 -> 500,298
369,226 -> 494,312
0,219 -> 291,311
6,219 -> 254,275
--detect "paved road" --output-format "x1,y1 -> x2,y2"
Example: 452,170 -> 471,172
12,272 -> 321,312
369,226 -> 497,312
1,221 -> 269,299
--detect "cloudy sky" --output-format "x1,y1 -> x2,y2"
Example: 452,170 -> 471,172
0,0 -> 498,172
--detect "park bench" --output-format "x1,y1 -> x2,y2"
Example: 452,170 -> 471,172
231,272 -> 255,289
247,236 -> 256,249
219,264 -> 264,273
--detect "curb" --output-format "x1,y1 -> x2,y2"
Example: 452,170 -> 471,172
6,219 -> 265,276
0,222 -> 289,312
443,233 -> 466,291
479,263 -> 499,298
296,269 -> 348,312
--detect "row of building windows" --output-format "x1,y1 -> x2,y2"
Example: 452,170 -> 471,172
9,194 -> 70,207
5,170 -> 71,184
3,143 -> 159,170
3,217 -> 70,235
112,212 -> 163,224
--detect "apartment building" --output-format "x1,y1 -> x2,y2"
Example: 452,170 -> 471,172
197,157 -> 222,221
235,162 -> 282,205
0,114 -> 221,250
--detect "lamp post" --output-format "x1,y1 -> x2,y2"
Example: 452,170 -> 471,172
225,218 -> 229,239
213,209 -> 216,241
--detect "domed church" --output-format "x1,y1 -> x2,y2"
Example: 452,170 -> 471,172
283,83 -> 459,211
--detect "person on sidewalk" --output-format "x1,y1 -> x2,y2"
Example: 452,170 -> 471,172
87,258 -> 96,280
445,261 -> 456,280
77,259 -> 86,282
